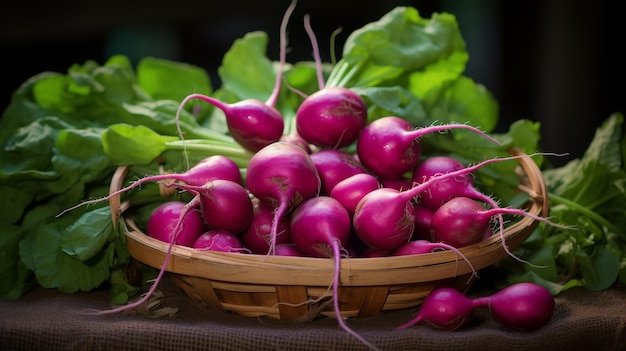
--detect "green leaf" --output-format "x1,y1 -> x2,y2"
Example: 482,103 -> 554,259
102,124 -> 178,165
0,225 -> 36,300
60,207 -> 115,262
422,76 -> 498,133
218,31 -> 276,102
19,220 -> 113,293
351,86 -> 426,124
137,56 -> 212,102
329,7 -> 467,88
577,246 -> 620,291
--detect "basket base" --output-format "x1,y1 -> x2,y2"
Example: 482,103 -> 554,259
170,272 -> 475,320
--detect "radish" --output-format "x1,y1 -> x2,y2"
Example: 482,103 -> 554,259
473,282 -> 555,331
356,116 -> 500,180
353,155 -> 528,252
245,141 -> 321,255
274,243 -> 302,256
395,287 -> 477,330
240,200 -> 292,254
173,180 -> 254,235
57,155 -> 242,217
295,87 -> 368,149
430,196 -> 560,248
193,229 -> 248,253
295,14 -> 368,149
290,196 -> 351,258
412,155 -> 506,248
309,149 -> 367,195
329,173 -> 380,217
173,1 -> 297,153
146,201 -> 206,247
379,177 -> 412,191
412,156 -> 499,211
412,204 -> 434,241
279,133 -> 312,154
289,196 -> 379,350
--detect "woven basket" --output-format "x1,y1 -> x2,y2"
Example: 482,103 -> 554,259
109,148 -> 548,320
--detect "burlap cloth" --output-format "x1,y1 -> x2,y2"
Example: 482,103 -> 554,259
1,272 -> 625,351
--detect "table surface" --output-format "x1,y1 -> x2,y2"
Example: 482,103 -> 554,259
1,274 -> 625,351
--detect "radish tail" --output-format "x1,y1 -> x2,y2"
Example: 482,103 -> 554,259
303,14 -> 325,90
266,0 -> 297,107
330,240 -> 381,351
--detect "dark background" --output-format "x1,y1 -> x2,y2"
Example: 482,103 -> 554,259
1,0 -> 623,166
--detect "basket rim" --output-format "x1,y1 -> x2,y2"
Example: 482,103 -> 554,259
112,148 -> 548,287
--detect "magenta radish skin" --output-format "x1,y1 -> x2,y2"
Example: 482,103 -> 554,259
240,201 -> 292,254
395,287 -> 477,330
174,180 -> 254,235
274,243 -> 303,256
412,204 -> 434,241
330,173 -> 380,217
279,133 -> 312,154
193,229 -> 247,253
289,196 -> 352,258
245,142 -> 321,254
353,155 -> 529,252
310,149 -> 367,195
147,201 -> 206,247
295,86 -> 368,149
474,283 -> 555,331
429,197 -> 489,248
356,116 -> 500,180
379,177 -> 413,191
177,95 -> 284,153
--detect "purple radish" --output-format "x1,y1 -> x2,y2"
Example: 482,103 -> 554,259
245,141 -> 321,255
295,14 -> 368,149
57,155 -> 242,217
193,229 -> 248,253
393,240 -> 477,278
360,247 -> 388,258
279,133 -> 312,154
412,204 -> 434,241
353,155 -> 529,252
473,282 -> 555,331
395,287 -> 477,330
240,200 -> 292,254
412,156 -> 493,210
379,176 -> 412,191
173,180 -> 254,235
274,243 -> 302,257
173,1 -> 297,153
174,94 -> 283,153
430,196 -> 561,248
329,173 -> 380,217
295,87 -> 368,149
290,196 -> 352,258
356,116 -> 500,179
310,149 -> 368,195
146,201 -> 206,247
412,155 -> 506,247
289,195 -> 379,350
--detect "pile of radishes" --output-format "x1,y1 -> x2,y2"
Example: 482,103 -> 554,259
67,3 -> 562,350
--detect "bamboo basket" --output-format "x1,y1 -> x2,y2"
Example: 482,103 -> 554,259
109,148 -> 548,320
